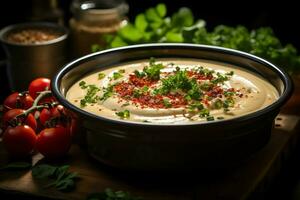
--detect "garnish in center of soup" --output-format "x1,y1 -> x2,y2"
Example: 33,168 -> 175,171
66,58 -> 278,124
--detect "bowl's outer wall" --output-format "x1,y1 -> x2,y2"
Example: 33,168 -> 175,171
52,44 -> 293,171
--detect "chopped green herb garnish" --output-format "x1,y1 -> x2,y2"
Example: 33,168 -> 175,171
223,98 -> 235,108
199,108 -> 210,117
226,71 -> 234,76
134,70 -> 146,78
224,91 -> 236,97
200,83 -> 213,91
163,98 -> 172,108
142,86 -> 149,92
98,73 -> 106,80
206,116 -> 215,121
119,69 -> 126,73
188,102 -> 204,112
143,58 -> 164,80
133,89 -> 142,98
79,81 -> 87,89
115,110 -> 130,119
217,116 -> 225,120
100,85 -> 114,101
214,99 -> 223,109
211,72 -> 229,84
197,66 -> 215,76
121,103 -> 130,107
80,84 -> 100,107
113,72 -> 123,80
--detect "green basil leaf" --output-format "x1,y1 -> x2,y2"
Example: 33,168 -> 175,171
135,14 -> 148,32
32,164 -> 57,178
156,3 -> 167,18
110,36 -> 128,48
119,25 -> 142,43
145,7 -> 161,22
165,32 -> 184,42
171,7 -> 194,27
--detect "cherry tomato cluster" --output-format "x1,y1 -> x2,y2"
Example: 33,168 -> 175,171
1,78 -> 74,159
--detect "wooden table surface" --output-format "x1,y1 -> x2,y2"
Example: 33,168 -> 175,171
0,77 -> 300,200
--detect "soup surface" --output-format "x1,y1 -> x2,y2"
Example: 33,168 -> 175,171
66,58 -> 279,124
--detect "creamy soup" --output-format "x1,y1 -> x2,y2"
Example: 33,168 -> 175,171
66,58 -> 279,124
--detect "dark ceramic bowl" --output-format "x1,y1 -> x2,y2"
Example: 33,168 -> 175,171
52,44 -> 293,171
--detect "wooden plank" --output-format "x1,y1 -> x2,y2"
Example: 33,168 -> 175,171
0,114 -> 299,200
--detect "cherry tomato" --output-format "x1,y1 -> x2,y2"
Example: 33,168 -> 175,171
2,109 -> 37,130
2,125 -> 37,157
39,105 -> 66,126
36,126 -> 72,158
3,92 -> 34,110
28,78 -> 51,99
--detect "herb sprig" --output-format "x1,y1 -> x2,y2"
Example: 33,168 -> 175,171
95,3 -> 300,74
32,164 -> 78,191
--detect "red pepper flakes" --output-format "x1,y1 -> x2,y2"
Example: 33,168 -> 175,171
206,86 -> 223,97
187,71 -> 213,80
129,74 -> 156,87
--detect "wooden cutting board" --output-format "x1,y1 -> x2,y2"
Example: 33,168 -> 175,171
0,114 -> 299,200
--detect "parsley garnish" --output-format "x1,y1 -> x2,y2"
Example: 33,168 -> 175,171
134,70 -> 146,78
206,116 -> 215,121
113,72 -> 123,80
143,57 -> 164,80
102,3 -> 300,74
98,73 -> 106,80
79,84 -> 100,107
100,85 -> 114,101
199,108 -> 210,117
115,110 -> 130,119
163,98 -> 172,108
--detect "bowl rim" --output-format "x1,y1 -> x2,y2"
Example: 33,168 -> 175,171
0,22 -> 69,46
52,43 -> 293,127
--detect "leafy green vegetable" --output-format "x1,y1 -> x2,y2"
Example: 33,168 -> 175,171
98,3 -> 300,74
32,164 -> 78,191
0,162 -> 31,170
87,188 -> 142,200
115,110 -> 130,119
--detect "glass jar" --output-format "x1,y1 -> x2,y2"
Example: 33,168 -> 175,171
69,0 -> 128,58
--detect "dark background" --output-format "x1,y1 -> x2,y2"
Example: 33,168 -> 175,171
1,1 -> 300,199
0,0 -> 300,53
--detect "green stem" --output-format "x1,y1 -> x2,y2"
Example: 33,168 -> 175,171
33,91 -> 52,107
9,91 -> 58,126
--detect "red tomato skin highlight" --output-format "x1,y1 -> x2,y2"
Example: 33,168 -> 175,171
28,78 -> 51,99
36,126 -> 72,158
2,125 -> 37,157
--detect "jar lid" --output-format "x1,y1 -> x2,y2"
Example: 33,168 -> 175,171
71,0 -> 129,22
